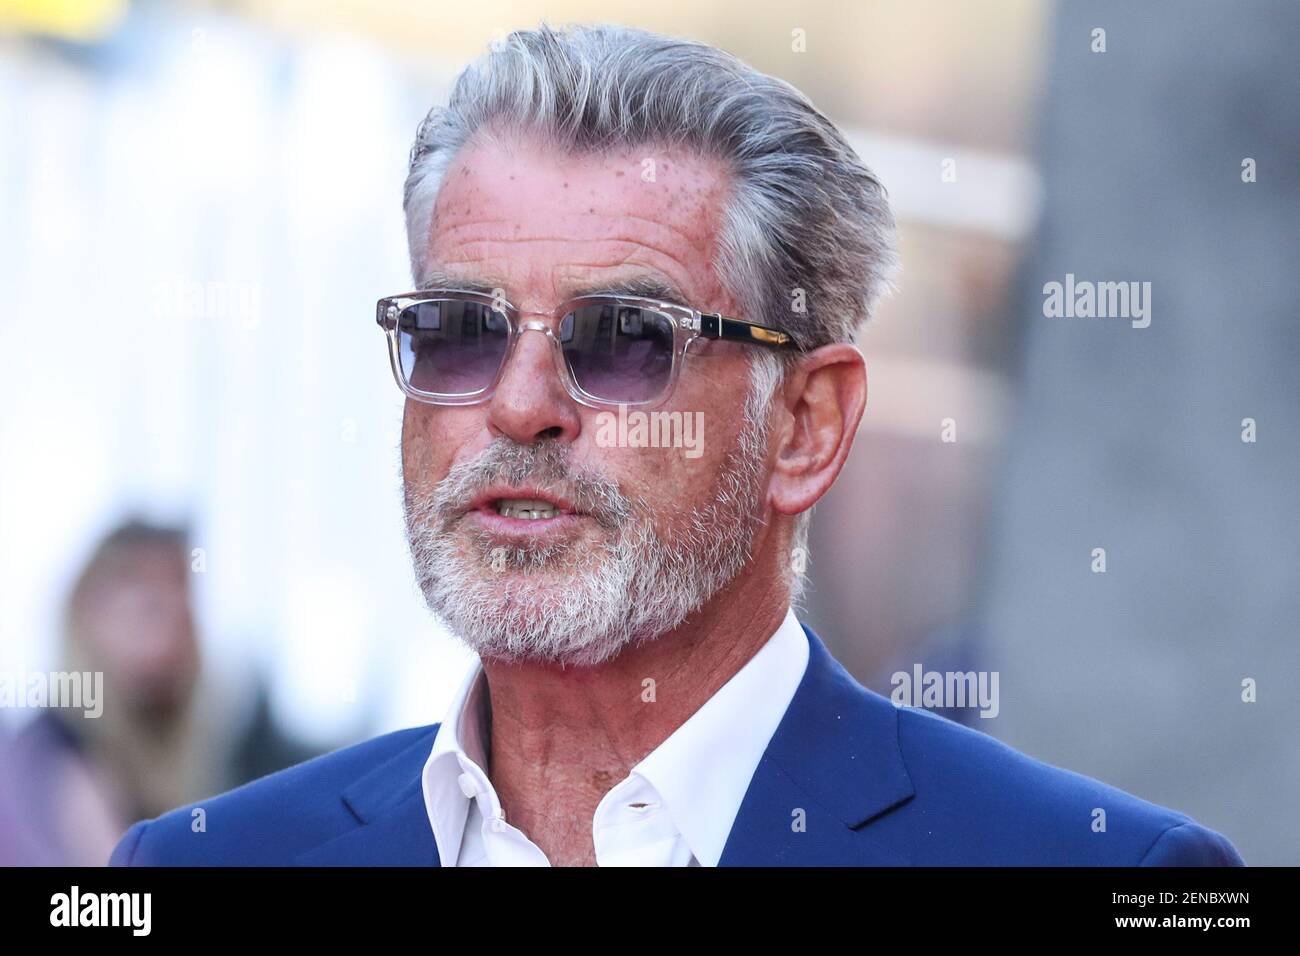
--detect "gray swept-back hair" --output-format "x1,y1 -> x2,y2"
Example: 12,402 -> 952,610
402,22 -> 899,605
404,22 -> 898,348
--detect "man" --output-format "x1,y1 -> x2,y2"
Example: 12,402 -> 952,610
111,23 -> 1243,866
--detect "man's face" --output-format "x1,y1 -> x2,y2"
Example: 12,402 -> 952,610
401,134 -> 774,666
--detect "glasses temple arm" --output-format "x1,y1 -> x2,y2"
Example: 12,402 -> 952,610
698,312 -> 798,349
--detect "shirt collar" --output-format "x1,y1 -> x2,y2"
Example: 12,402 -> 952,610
421,608 -> 810,867
422,655 -> 492,866
630,607 -> 809,865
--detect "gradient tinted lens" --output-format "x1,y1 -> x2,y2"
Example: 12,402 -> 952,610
560,303 -> 674,403
395,299 -> 509,395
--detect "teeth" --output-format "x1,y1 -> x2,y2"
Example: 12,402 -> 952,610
496,498 -> 560,520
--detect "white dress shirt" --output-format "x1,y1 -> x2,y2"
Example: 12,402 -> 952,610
420,607 -> 810,866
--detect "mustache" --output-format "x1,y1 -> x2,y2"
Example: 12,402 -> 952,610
419,438 -> 633,530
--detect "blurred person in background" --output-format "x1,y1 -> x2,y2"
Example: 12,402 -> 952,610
9,518 -> 317,865
11,520 -> 207,866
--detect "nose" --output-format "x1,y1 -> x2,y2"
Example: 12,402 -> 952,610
485,321 -> 582,445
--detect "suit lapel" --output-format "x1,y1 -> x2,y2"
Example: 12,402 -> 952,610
295,727 -> 443,867
718,623 -> 916,866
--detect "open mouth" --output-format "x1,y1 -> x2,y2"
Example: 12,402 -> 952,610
466,488 -> 580,529
492,498 -> 565,520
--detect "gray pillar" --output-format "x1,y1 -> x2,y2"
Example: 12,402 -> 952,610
978,0 -> 1300,865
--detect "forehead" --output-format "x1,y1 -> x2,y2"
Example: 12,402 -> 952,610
423,133 -> 733,302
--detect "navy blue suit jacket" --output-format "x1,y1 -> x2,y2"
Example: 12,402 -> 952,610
110,623 -> 1244,866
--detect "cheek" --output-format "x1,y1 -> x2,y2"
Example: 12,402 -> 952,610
402,405 -> 477,490
400,407 -> 431,486
576,409 -> 741,511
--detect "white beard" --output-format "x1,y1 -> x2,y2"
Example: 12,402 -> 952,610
403,411 -> 770,667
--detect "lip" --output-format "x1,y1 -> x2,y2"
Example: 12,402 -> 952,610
466,486 -> 580,516
463,486 -> 584,539
466,510 -> 585,538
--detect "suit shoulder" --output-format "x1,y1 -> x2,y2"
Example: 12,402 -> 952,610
892,705 -> 1241,864
109,722 -> 440,866
1137,819 -> 1245,866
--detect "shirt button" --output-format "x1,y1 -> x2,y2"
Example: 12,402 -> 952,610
457,772 -> 478,798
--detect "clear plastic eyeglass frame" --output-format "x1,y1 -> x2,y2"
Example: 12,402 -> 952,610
375,288 -> 799,411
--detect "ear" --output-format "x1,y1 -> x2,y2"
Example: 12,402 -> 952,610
769,343 -> 867,517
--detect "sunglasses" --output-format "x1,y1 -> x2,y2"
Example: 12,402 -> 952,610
375,289 -> 799,410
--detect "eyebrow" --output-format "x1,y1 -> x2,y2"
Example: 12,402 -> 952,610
418,267 -> 692,308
